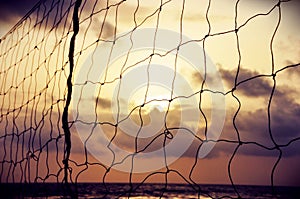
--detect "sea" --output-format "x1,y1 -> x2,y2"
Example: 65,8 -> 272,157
0,183 -> 299,198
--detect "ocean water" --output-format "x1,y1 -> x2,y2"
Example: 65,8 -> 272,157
0,183 -> 299,198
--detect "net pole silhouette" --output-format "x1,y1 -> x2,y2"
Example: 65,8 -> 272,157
0,0 -> 299,198
62,0 -> 82,185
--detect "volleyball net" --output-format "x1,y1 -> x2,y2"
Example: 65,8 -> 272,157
0,0 -> 299,198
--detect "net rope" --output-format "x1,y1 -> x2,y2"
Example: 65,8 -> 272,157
0,0 -> 299,198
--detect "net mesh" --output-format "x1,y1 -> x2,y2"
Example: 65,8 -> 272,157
0,0 -> 299,198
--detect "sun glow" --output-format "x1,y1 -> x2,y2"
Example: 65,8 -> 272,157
129,85 -> 173,114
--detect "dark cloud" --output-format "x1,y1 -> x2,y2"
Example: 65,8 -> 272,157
181,103 -> 300,159
284,60 -> 300,79
0,108 -> 87,161
96,97 -> 112,109
219,66 -> 300,99
218,66 -> 300,150
226,76 -> 300,157
240,79 -> 273,97
176,69 -> 300,158
95,95 -> 300,160
270,93 -> 300,143
1,97 -> 299,171
0,0 -> 115,39
91,18 -> 116,39
0,0 -> 74,39
193,67 -> 286,97
0,0 -> 39,23
192,70 -> 224,90
235,102 -> 300,147
220,67 -> 280,97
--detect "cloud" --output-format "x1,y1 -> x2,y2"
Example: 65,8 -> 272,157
0,0 -> 115,41
235,100 -> 300,146
222,75 -> 300,157
181,102 -> 300,159
218,67 -> 297,99
87,98 -> 299,160
90,18 -> 116,39
192,71 -> 219,85
96,97 -> 112,109
170,66 -> 300,158
1,94 -> 299,175
108,76 -> 300,159
220,68 -> 274,96
0,0 -> 39,23
0,0 -> 73,39
270,93 -> 300,143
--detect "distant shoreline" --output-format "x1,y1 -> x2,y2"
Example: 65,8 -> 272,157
0,183 -> 299,198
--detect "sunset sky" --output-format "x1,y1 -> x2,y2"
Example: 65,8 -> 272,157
0,0 -> 300,187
